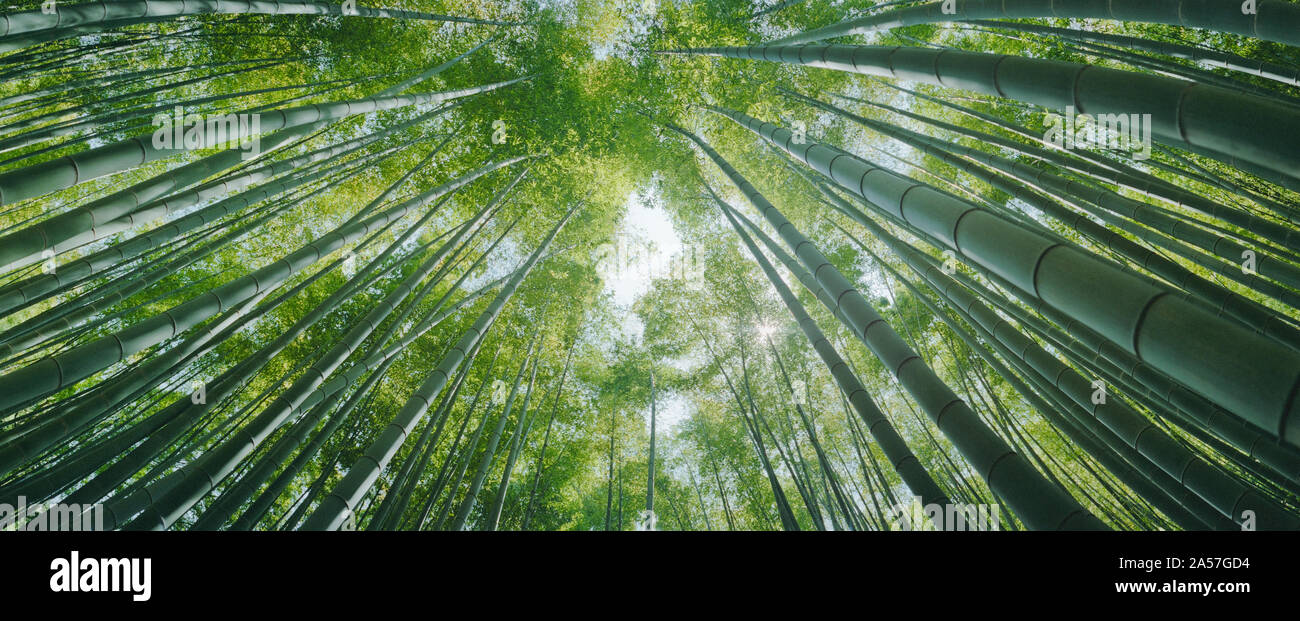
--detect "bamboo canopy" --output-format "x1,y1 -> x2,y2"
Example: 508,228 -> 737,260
0,0 -> 1296,532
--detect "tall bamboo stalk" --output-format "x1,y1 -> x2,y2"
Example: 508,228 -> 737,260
767,0 -> 1300,48
300,202 -> 579,530
704,105 -> 1300,451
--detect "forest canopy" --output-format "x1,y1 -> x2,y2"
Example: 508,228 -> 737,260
0,0 -> 1298,532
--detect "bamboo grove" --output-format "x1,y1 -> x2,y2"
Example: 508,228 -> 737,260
0,0 -> 1297,531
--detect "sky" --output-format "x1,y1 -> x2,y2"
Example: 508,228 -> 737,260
599,186 -> 692,429
600,186 -> 683,308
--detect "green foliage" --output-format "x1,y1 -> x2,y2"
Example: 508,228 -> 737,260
0,0 -> 1296,531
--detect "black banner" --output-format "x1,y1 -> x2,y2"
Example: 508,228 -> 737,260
0,531 -> 1288,609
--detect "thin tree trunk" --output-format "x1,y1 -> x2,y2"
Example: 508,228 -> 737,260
301,203 -> 578,530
